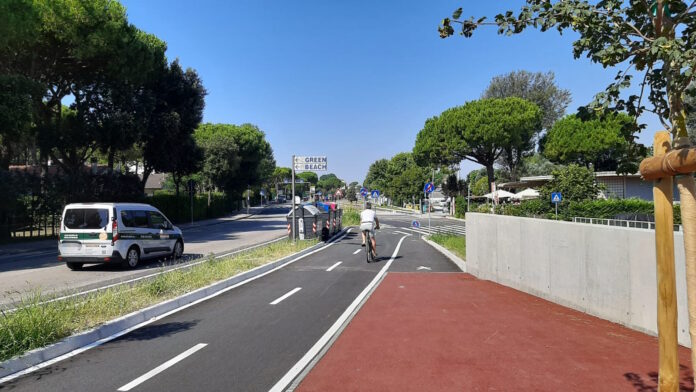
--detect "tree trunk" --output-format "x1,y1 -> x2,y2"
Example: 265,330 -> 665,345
485,165 -> 495,192
107,148 -> 115,172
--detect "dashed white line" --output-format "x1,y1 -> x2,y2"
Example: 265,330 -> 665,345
269,234 -> 410,392
117,343 -> 207,391
353,249 -> 361,255
270,287 -> 302,305
326,262 -> 342,272
394,231 -> 412,236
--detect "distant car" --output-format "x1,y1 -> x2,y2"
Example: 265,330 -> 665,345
58,203 -> 184,270
277,195 -> 286,203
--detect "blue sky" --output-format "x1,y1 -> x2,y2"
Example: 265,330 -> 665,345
121,0 -> 662,184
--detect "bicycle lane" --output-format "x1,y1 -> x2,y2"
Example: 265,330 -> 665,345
296,241 -> 694,391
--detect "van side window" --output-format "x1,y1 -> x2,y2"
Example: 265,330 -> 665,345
120,211 -> 135,227
148,211 -> 168,229
122,210 -> 149,228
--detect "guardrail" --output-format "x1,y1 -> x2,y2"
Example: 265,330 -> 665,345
572,217 -> 681,232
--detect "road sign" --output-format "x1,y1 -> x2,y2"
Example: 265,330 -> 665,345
316,190 -> 322,196
551,192 -> 563,203
424,182 -> 434,194
260,189 -> 266,196
360,187 -> 368,197
412,220 -> 420,229
371,190 -> 380,199
293,156 -> 328,171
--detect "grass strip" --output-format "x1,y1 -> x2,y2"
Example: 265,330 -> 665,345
0,239 -> 317,363
429,233 -> 466,260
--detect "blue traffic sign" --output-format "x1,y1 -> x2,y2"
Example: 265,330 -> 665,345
551,192 -> 563,203
371,190 -> 380,199
360,187 -> 368,197
424,182 -> 434,194
316,190 -> 322,196
412,220 -> 421,229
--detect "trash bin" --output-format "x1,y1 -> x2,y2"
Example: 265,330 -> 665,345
286,204 -> 321,240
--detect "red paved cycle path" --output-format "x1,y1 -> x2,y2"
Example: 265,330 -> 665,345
297,273 -> 694,391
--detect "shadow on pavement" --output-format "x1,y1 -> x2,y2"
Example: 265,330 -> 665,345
118,320 -> 200,342
624,365 -> 694,391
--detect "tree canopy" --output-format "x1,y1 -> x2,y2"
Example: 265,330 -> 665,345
363,159 -> 390,192
414,97 -> 541,191
543,113 -> 647,172
195,123 -> 274,197
440,1 -> 696,146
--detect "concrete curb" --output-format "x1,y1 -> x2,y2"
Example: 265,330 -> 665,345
0,227 -> 349,381
422,236 -> 466,273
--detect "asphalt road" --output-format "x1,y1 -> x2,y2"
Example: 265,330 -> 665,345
0,216 -> 461,392
0,206 -> 290,306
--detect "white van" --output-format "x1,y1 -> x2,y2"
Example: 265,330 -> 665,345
58,203 -> 184,270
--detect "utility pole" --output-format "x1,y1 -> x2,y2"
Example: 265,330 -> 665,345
291,155 -> 296,243
246,185 -> 250,215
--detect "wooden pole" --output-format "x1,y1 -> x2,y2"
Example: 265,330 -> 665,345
652,131 -> 679,392
673,136 -> 696,383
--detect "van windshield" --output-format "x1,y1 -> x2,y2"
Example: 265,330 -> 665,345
63,208 -> 109,230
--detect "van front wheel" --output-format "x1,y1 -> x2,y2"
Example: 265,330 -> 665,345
172,240 -> 184,259
125,247 -> 140,269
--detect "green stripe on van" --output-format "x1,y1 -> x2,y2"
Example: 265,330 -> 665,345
60,233 -> 113,240
118,233 -> 182,240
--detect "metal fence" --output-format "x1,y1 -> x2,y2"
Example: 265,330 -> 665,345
572,217 -> 681,232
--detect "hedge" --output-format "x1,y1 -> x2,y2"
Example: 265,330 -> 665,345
148,192 -> 238,223
491,198 -> 681,224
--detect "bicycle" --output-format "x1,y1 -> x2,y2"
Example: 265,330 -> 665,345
363,229 -> 375,263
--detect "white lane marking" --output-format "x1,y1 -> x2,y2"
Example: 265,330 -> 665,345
394,231 -> 412,236
326,262 -> 342,272
0,229 -> 353,385
417,266 -> 431,271
352,249 -> 361,255
117,343 -> 207,391
270,287 -> 302,305
269,234 -> 409,392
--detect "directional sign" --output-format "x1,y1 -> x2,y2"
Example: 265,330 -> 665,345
551,192 -> 563,203
260,190 -> 266,196
360,187 -> 368,197
424,182 -> 435,194
412,220 -> 421,229
293,156 -> 328,171
371,190 -> 380,199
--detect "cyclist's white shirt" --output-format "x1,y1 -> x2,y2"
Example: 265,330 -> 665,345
360,209 -> 376,224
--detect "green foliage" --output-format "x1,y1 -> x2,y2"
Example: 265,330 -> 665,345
543,113 -> 647,172
482,71 -> 571,180
148,192 -> 235,224
455,196 -> 468,218
541,164 -> 601,204
342,210 -> 360,226
483,71 -> 571,131
317,173 -> 344,194
518,153 -> 561,177
297,171 -> 318,185
363,159 -> 390,191
194,123 -> 274,197
429,233 -> 466,260
471,177 -> 489,196
441,1 -> 696,140
414,97 -> 541,191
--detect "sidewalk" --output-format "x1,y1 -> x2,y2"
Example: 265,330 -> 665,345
0,205 -> 270,257
298,273 -> 693,391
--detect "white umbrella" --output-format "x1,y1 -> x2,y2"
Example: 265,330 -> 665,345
512,188 -> 540,201
483,189 -> 515,200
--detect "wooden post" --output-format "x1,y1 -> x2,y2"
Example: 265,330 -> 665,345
653,131 -> 679,392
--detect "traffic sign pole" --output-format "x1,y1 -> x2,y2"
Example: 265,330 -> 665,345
291,155 -> 296,243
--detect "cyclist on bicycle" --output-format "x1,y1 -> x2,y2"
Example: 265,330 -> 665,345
360,202 -> 379,258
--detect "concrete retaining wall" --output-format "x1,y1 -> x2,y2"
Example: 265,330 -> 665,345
465,213 -> 691,346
